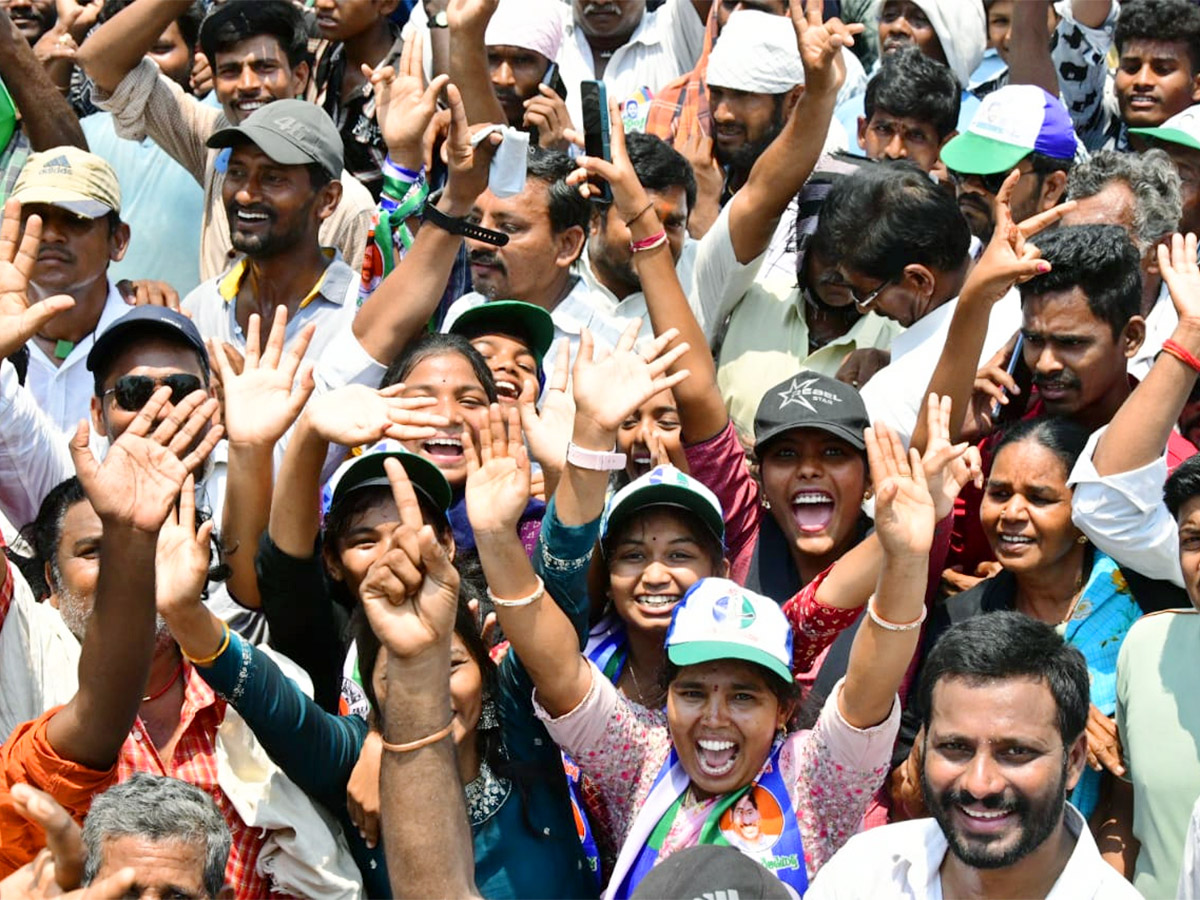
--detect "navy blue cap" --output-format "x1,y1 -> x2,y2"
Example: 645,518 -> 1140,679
87,306 -> 210,374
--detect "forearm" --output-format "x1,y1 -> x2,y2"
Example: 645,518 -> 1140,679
221,443 -> 275,609
449,24 -> 506,125
48,527 -> 158,769
162,601 -> 226,664
76,0 -> 191,93
838,552 -> 926,729
1094,777 -> 1139,877
381,652 -> 478,899
1073,0 -> 1114,28
268,418 -> 329,557
554,414 -> 617,526
1005,0 -> 1059,94
1092,319 -> 1200,475
814,534 -> 883,609
0,18 -> 86,150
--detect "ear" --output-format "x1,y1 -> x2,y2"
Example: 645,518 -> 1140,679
109,221 -> 131,263
938,128 -> 958,149
315,179 -> 343,221
90,394 -> 108,437
380,0 -> 401,14
289,59 -> 311,97
1121,314 -> 1146,359
554,224 -> 587,269
590,204 -> 611,239
1039,170 -> 1069,211
776,698 -> 796,731
718,557 -> 731,578
900,263 -> 936,304
323,542 -> 346,583
1063,731 -> 1089,791
783,84 -> 804,118
856,115 -> 869,151
44,563 -> 59,606
1146,235 -> 1170,276
1191,67 -> 1200,103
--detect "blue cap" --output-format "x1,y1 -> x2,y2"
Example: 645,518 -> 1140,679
87,306 -> 209,374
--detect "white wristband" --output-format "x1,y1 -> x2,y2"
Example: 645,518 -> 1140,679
566,441 -> 627,471
866,594 -> 928,632
487,576 -> 545,609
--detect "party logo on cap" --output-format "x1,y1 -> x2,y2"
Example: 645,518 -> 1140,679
713,590 -> 757,631
776,377 -> 843,414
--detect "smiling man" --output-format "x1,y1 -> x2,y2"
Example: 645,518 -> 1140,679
808,612 -> 1140,899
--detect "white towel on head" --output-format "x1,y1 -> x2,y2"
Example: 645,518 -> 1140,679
485,0 -> 565,62
909,0 -> 987,88
706,10 -> 806,94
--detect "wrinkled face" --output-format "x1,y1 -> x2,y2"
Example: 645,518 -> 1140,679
878,0 -> 946,64
572,0 -> 646,40
668,659 -> 788,798
607,508 -> 722,636
716,0 -> 787,31
589,186 -> 688,296
398,352 -> 488,487
1,0 -> 55,43
1115,39 -> 1200,130
469,333 -> 538,404
616,388 -> 681,481
91,835 -> 214,900
922,676 -> 1084,871
21,204 -> 126,300
858,111 -> 944,172
91,337 -> 212,441
487,45 -> 551,128
212,36 -> 307,124
804,245 -> 858,309
149,20 -> 195,89
1177,496 -> 1200,610
313,0 -> 390,43
1020,288 -> 1135,418
709,87 -> 786,172
466,181 -> 575,305
758,429 -> 867,562
980,440 -> 1081,576
48,500 -> 102,641
223,145 -> 325,258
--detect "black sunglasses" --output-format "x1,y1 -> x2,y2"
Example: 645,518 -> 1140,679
948,167 -> 1012,195
102,374 -> 205,411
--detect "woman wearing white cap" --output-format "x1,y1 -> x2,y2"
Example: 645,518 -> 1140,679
464,397 -> 938,896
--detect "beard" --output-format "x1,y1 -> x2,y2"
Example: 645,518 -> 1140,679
922,758 -> 1068,870
57,584 -> 172,647
714,105 -> 787,180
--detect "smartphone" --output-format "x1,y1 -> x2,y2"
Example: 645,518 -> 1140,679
542,62 -> 567,101
580,79 -> 612,203
991,333 -> 1026,421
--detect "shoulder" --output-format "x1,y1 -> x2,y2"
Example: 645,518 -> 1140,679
819,818 -> 940,877
1121,608 -> 1200,658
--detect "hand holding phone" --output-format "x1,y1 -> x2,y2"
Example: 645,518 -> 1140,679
579,79 -> 612,203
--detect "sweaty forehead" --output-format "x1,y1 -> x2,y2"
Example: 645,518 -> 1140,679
1021,286 -> 1104,330
1061,182 -> 1136,232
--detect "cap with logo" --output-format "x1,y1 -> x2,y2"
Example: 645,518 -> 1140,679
12,146 -> 121,219
87,306 -> 209,375
753,372 -> 869,456
1129,106 -> 1200,153
448,300 -> 555,369
629,845 -> 791,900
940,84 -> 1077,175
665,578 -> 793,685
207,99 -> 344,179
326,443 -> 453,525
601,465 -> 725,546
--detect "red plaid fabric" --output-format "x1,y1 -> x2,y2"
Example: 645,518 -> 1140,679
117,665 -> 280,899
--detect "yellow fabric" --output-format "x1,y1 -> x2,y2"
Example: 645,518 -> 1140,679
219,249 -> 334,310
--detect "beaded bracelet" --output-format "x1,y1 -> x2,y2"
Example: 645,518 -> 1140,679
381,717 -> 456,754
866,595 -> 927,632
630,230 -> 668,253
183,621 -> 231,666
486,576 -> 546,609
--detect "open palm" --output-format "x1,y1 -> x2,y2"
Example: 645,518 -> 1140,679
466,405 -> 531,536
867,422 -> 936,559
0,201 -> 74,360
572,322 -> 690,434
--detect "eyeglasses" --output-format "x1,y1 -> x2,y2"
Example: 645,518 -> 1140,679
102,374 -> 205,411
847,276 -> 897,312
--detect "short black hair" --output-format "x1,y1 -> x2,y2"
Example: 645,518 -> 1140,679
814,160 -> 971,280
624,132 -> 697,213
918,612 -> 1090,747
199,0 -> 309,70
525,146 -> 592,237
864,46 -> 961,141
993,417 -> 1090,479
381,332 -> 499,404
307,163 -> 333,191
1166,453 -> 1200,519
1017,225 -> 1141,339
1115,0 -> 1200,75
100,0 -> 205,49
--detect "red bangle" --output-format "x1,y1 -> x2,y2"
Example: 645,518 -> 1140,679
1162,338 -> 1200,373
630,230 -> 667,253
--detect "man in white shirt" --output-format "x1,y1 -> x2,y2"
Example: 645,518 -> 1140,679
808,613 -> 1140,900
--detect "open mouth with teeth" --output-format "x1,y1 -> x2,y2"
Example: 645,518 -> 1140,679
422,436 -> 465,463
632,594 -> 680,616
995,533 -> 1036,552
956,804 -> 1017,834
695,738 -> 740,778
493,378 -> 520,401
630,447 -> 653,475
234,99 -> 267,117
790,490 -> 835,534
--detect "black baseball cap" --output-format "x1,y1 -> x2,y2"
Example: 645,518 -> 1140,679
753,372 -> 869,455
328,449 -> 453,524
448,300 -> 555,369
630,846 -> 791,900
208,99 -> 343,179
87,306 -> 210,376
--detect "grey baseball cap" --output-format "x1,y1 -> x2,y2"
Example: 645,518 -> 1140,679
207,99 -> 343,179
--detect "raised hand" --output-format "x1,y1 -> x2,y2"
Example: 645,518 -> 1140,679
155,476 -> 214,618
918,393 -> 982,521
359,458 -> 461,660
465,404 -> 531,538
673,105 -> 722,228
0,200 -> 75,360
517,341 -> 574,474
962,333 -> 1021,441
301,383 -> 448,448
572,321 -> 690,436
447,0 -> 500,30
1159,232 -> 1200,323
117,279 -> 181,310
367,31 -> 450,167
524,84 -> 574,152
866,421 -> 936,559
564,99 -> 652,225
791,0 -> 863,97
70,388 -> 223,533
442,83 -> 504,212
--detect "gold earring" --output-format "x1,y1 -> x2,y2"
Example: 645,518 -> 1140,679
1077,535 -> 1088,545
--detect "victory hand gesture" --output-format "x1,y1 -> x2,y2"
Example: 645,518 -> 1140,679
465,404 -> 531,538
0,200 -> 74,360
792,0 -> 863,97
866,421 -> 936,559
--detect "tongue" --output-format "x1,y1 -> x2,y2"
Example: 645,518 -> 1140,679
793,500 -> 834,532
700,745 -> 736,770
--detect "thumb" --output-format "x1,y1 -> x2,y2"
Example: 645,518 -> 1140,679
68,420 -> 98,487
22,293 -> 75,335
10,783 -> 84,890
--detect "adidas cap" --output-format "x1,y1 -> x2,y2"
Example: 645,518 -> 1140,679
13,146 -> 121,218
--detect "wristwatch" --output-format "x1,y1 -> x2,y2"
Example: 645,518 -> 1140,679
422,200 -> 509,246
429,9 -> 449,28
566,441 -> 628,472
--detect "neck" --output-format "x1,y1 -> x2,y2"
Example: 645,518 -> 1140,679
586,25 -> 637,55
940,813 -> 1076,899
138,641 -> 185,723
32,277 -> 109,343
1075,380 -> 1132,433
1014,545 -> 1088,623
788,529 -> 859,590
803,289 -> 862,347
589,256 -> 638,301
522,272 -> 575,314
239,243 -> 329,323
343,20 -> 395,70
1142,274 -> 1163,318
623,624 -> 667,706
457,732 -> 481,786
924,261 -> 970,316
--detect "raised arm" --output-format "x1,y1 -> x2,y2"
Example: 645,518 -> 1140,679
1004,0 -> 1062,95
447,0 -> 508,127
75,0 -> 190,94
0,9 -> 86,150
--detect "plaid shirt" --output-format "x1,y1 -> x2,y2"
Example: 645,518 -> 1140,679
117,667 -> 280,899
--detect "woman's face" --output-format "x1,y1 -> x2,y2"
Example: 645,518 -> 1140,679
470,334 -> 538,404
616,388 -> 682,481
980,439 -> 1080,574
758,429 -> 867,560
607,508 -> 725,637
372,632 -> 484,747
668,659 -> 787,799
398,352 -> 489,486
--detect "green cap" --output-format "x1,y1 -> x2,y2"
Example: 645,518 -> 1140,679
328,448 -> 453,521
1129,107 -> 1200,153
449,300 -> 555,367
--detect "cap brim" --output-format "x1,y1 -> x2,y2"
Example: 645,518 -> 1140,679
450,301 -> 555,365
1129,125 -> 1200,153
754,421 -> 865,457
11,188 -> 111,219
207,124 -> 318,167
668,640 -> 792,685
940,131 -> 1031,175
331,451 -> 454,517
603,485 -> 725,544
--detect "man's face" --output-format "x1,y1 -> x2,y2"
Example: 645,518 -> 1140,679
858,111 -> 945,172
212,36 -> 307,124
1116,39 -> 1200,130
313,0 -> 388,43
91,337 -> 211,441
48,499 -> 102,641
572,0 -> 646,41
878,0 -> 947,65
589,185 -> 689,296
954,158 -> 1051,242
465,180 -> 580,306
0,0 -> 55,43
148,20 -> 195,90
709,87 -> 786,173
91,835 -> 217,900
223,145 -> 324,258
716,0 -> 787,31
21,204 -> 127,300
922,676 -> 1085,870
1160,142 -> 1200,238
488,45 -> 550,128
1176,496 -> 1200,609
1020,287 -> 1139,418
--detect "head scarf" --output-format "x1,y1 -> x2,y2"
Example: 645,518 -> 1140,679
706,10 -> 805,94
908,0 -> 986,88
484,0 -> 564,62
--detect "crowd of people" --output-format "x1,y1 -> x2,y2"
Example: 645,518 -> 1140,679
2,0 -> 1200,897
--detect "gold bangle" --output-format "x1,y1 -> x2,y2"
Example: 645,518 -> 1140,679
183,621 -> 231,666
380,716 -> 456,753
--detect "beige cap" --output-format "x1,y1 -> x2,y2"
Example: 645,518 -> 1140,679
12,146 -> 121,218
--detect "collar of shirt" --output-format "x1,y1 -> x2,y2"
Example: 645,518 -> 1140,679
27,280 -> 129,373
566,4 -> 663,65
888,296 -> 957,361
217,248 -> 353,311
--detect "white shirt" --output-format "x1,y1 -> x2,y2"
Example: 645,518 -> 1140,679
1179,793 -> 1200,899
807,805 -> 1141,900
1129,280 -> 1178,382
575,235 -> 697,333
859,290 -> 1024,447
25,281 -> 132,434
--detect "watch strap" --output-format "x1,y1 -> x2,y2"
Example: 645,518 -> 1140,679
566,441 -> 627,472
422,200 -> 509,246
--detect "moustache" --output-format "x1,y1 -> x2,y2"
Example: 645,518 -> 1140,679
468,251 -> 505,271
1033,372 -> 1081,392
583,2 -> 621,14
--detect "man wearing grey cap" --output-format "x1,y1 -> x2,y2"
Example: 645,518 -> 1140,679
181,99 -> 359,364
